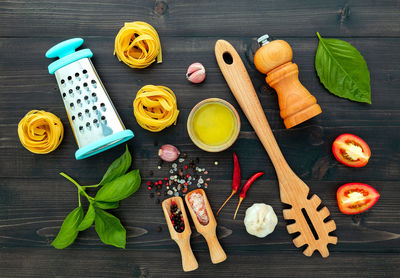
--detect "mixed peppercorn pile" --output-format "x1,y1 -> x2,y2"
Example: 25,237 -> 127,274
147,153 -> 218,204
170,201 -> 185,233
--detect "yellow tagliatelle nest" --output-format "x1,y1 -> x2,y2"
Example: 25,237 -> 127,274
114,21 -> 162,69
133,85 -> 179,132
18,110 -> 64,154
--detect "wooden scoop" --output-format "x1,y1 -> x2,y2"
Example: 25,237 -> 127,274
185,189 -> 227,264
162,197 -> 198,272
215,39 -> 337,258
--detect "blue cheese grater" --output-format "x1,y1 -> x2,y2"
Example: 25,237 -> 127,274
46,38 -> 134,160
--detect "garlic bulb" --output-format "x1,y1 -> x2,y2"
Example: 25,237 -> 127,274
244,203 -> 278,238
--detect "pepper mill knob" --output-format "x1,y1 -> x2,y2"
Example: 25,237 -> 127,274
254,35 -> 322,129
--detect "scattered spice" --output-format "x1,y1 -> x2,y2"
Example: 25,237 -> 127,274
147,151 -> 214,201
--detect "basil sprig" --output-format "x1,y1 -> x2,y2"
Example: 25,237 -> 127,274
51,146 -> 141,249
315,32 -> 371,104
52,207 -> 83,249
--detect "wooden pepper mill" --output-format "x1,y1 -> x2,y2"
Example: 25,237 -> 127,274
254,34 -> 322,129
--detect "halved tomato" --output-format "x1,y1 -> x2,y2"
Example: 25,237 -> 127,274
337,183 -> 380,214
332,134 -> 371,167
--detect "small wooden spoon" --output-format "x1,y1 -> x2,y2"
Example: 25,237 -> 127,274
162,197 -> 198,272
185,189 -> 227,264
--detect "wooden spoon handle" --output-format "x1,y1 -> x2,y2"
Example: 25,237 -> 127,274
215,40 -> 289,175
176,237 -> 199,272
204,232 -> 227,264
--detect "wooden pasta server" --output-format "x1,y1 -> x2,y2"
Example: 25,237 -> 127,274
185,189 -> 227,264
162,197 -> 198,272
215,39 -> 337,258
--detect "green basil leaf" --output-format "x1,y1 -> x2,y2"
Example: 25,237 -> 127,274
94,208 -> 126,248
99,145 -> 132,186
315,32 -> 371,104
51,206 -> 83,249
94,201 -> 119,210
95,169 -> 141,202
77,204 -> 95,231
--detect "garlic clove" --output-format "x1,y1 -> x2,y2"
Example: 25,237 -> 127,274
186,62 -> 206,83
158,144 -> 181,162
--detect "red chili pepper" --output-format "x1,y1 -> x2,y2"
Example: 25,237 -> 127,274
233,172 -> 264,219
217,152 -> 241,215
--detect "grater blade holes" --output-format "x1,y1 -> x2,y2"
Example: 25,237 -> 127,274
60,79 -> 66,87
83,69 -> 88,78
91,92 -> 97,102
71,115 -> 76,121
101,115 -> 106,124
78,112 -> 83,119
77,99 -> 82,107
91,80 -> 97,88
70,103 -> 74,109
62,93 -> 66,98
100,103 -> 106,111
79,126 -> 84,133
75,72 -> 81,81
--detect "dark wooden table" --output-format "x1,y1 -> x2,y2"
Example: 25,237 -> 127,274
1,0 -> 399,277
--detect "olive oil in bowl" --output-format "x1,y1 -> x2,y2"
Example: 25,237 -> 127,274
187,98 -> 240,152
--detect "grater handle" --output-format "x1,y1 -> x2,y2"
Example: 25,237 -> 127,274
46,38 -> 84,59
46,38 -> 93,74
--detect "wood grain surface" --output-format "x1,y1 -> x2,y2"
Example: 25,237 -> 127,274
0,0 -> 399,277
